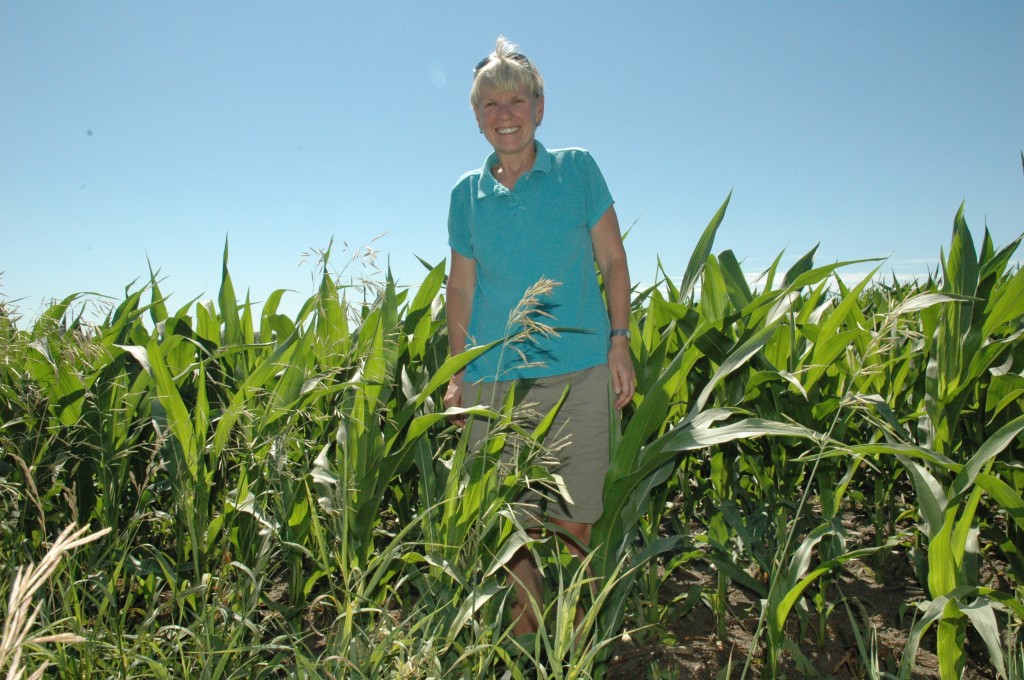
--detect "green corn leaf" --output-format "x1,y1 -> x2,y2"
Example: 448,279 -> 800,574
355,307 -> 388,410
936,600 -> 965,680
700,254 -> 729,322
966,336 -> 1019,389
25,340 -> 87,426
596,534 -> 685,648
898,587 -> 970,678
219,238 -> 242,348
927,506 -> 958,598
53,363 -> 86,426
445,581 -> 503,641
483,531 -> 535,579
262,288 -> 286,317
147,335 -> 198,477
803,328 -> 871,392
782,520 -> 839,591
950,414 -> 1024,498
271,323 -> 315,410
596,414 -> 821,579
704,550 -> 768,597
771,544 -> 883,640
978,232 -> 1021,284
890,292 -> 972,316
719,500 -> 770,573
409,339 -> 502,411
313,269 -> 347,356
212,328 -> 301,456
960,599 -> 1006,679
763,250 -> 784,291
803,442 -> 955,467
690,319 -> 784,416
812,268 -> 877,348
147,259 -> 169,325
950,488 -> 983,569
408,259 -> 446,317
195,301 -> 219,348
974,472 -> 1024,532
782,243 -> 819,288
260,288 -> 290,341
678,192 -> 730,303
773,258 -> 882,298
652,255 -> 680,302
718,249 -> 753,308
531,384 -> 569,444
115,343 -> 151,375
943,204 -> 979,299
647,294 -> 689,329
31,293 -> 83,339
897,456 -> 947,540
401,406 -> 492,445
195,358 -> 210,473
656,417 -> 822,453
240,292 -> 255,345
605,338 -> 687,483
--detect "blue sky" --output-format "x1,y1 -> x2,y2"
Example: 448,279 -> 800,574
2,1 -> 1022,322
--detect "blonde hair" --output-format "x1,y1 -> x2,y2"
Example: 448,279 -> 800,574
469,36 -> 544,107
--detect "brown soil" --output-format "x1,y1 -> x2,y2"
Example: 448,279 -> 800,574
603,555 -> 999,679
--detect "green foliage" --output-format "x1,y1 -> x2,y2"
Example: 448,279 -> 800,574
1,206 -> 1022,679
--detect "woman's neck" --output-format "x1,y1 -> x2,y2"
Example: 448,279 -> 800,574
491,144 -> 537,189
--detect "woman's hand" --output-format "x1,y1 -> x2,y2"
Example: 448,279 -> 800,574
608,338 -> 635,410
444,373 -> 467,426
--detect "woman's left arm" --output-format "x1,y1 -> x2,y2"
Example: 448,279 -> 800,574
591,205 -> 635,410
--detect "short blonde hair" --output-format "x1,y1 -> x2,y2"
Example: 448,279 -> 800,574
469,36 -> 544,107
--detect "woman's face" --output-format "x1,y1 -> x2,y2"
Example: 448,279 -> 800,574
474,82 -> 544,159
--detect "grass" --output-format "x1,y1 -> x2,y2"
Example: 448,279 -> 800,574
0,524 -> 110,679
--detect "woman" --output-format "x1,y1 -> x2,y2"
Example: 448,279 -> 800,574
444,36 -> 634,636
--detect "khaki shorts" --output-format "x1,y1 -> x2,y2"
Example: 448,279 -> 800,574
465,364 -> 612,524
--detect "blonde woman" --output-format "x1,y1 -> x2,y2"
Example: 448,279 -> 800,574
444,36 -> 634,636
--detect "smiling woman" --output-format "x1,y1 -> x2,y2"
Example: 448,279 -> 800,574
469,41 -> 546,185
474,84 -> 545,178
442,35 -> 635,638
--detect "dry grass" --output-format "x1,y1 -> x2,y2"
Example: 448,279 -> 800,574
0,523 -> 111,680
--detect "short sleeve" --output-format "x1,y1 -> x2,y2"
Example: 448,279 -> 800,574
580,151 -> 614,229
447,180 -> 474,258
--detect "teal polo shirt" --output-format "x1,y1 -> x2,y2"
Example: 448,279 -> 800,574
448,141 -> 614,383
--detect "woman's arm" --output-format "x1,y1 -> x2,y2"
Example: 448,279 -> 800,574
590,206 -> 635,410
444,249 -> 477,424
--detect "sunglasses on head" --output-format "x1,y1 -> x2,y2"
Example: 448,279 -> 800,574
473,51 -> 531,75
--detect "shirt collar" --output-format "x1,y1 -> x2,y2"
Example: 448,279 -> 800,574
477,140 -> 551,199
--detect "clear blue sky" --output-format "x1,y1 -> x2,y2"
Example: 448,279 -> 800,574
2,1 -> 1022,322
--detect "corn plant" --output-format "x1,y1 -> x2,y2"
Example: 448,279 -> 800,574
1,199 -> 1022,678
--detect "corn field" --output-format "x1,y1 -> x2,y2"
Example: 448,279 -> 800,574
1,199 -> 1023,679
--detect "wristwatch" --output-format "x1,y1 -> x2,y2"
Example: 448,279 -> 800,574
610,328 -> 630,339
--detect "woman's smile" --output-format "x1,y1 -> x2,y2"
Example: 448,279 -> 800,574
474,82 -> 544,165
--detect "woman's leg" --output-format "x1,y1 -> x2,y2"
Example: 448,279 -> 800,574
507,531 -> 545,636
507,519 -> 592,636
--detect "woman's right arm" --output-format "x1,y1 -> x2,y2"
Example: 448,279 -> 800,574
444,249 -> 477,424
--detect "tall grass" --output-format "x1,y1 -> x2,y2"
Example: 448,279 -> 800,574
1,201 -> 1021,678
0,524 -> 109,679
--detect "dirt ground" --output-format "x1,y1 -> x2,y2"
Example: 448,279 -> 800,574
602,554 -> 1000,679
